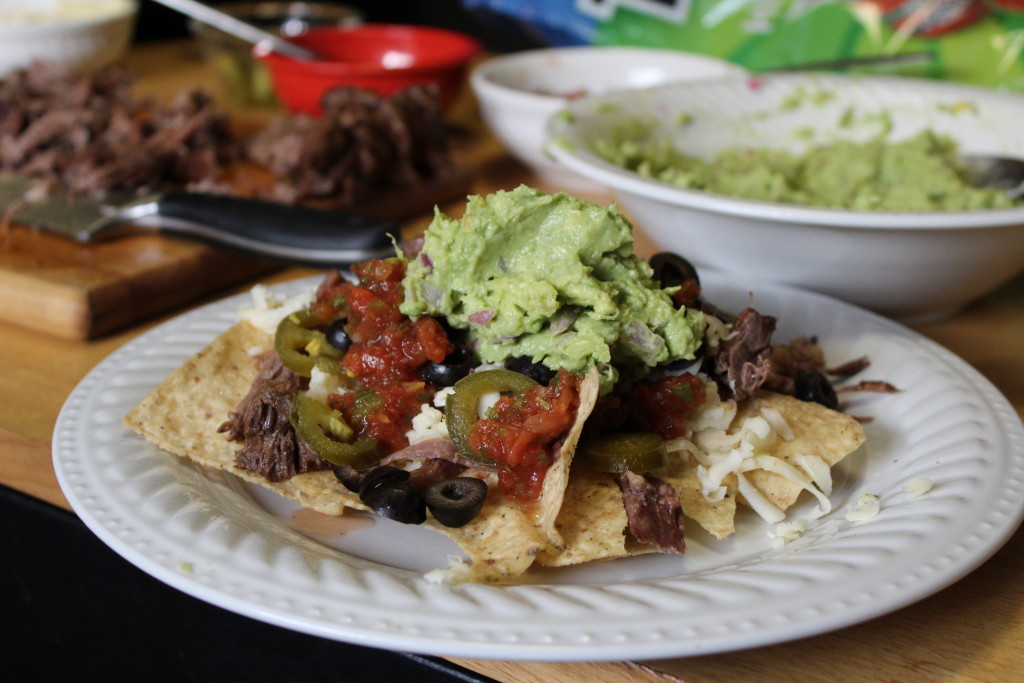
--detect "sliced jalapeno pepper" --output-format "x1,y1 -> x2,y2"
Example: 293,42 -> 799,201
446,369 -> 539,465
290,394 -> 378,467
314,354 -> 353,381
578,432 -> 667,473
274,310 -> 341,378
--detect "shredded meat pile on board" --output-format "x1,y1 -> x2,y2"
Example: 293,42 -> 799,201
0,62 -> 235,200
1,61 -> 451,208
245,84 -> 452,207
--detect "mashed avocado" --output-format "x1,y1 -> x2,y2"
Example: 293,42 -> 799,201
594,128 -> 1015,211
400,186 -> 705,392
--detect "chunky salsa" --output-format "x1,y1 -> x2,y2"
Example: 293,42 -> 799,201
632,373 -> 707,440
320,258 -> 453,453
468,369 -> 582,501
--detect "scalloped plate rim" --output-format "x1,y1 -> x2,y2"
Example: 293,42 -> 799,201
52,272 -> 1024,661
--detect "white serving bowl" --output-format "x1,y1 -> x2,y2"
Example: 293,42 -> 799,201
470,46 -> 744,192
546,73 -> 1024,322
0,0 -> 138,77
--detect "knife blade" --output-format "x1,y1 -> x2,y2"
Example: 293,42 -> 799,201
0,172 -> 398,266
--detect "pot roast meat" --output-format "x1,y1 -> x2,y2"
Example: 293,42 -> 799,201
0,62 -> 235,200
763,335 -> 825,395
1,62 -> 452,208
218,352 -> 332,482
706,307 -> 777,401
245,84 -> 452,208
616,470 -> 686,554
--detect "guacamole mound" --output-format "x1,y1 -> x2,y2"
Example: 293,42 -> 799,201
400,186 -> 705,392
594,128 -> 1016,212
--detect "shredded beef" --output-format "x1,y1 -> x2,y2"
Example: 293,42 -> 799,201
705,307 -> 776,401
218,352 -> 331,482
1,62 -> 451,208
764,340 -> 894,399
0,62 -> 235,200
244,84 -> 451,208
763,335 -> 825,395
836,380 -> 900,394
616,471 -> 685,554
827,355 -> 871,378
408,458 -> 466,490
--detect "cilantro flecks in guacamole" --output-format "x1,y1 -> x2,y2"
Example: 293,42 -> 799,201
400,186 -> 705,393
594,128 -> 1016,212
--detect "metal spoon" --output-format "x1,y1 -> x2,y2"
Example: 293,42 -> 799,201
960,154 -> 1024,201
150,0 -> 319,60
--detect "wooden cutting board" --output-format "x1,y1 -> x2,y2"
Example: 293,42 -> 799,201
0,165 -> 471,341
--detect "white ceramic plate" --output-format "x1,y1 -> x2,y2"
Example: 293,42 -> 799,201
53,273 -> 1024,662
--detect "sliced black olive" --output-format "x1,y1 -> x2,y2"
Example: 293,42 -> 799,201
422,346 -> 477,387
358,465 -> 409,497
649,252 -> 700,288
795,371 -> 839,410
360,479 -> 427,525
332,464 -> 363,492
325,318 -> 352,353
503,356 -> 555,385
424,477 -> 488,528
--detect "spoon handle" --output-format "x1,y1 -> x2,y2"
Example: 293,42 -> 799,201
150,0 -> 318,60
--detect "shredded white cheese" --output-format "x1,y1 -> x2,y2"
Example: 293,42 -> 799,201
740,455 -> 833,519
845,493 -> 881,522
679,379 -> 832,525
405,403 -> 449,444
432,386 -> 456,408
306,365 -> 351,403
703,315 -> 731,349
477,391 -> 501,418
903,478 -> 934,499
423,556 -> 472,585
760,405 -> 795,441
237,284 -> 316,334
768,519 -> 807,548
736,473 -> 785,523
796,455 -> 833,496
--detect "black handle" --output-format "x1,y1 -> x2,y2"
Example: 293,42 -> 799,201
153,192 -> 398,265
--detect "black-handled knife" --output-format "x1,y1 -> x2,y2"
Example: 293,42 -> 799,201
0,173 -> 398,266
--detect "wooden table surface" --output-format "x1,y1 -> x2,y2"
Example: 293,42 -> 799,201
1,41 -> 1022,683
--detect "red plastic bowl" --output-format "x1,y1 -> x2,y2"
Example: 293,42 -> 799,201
257,24 -> 482,115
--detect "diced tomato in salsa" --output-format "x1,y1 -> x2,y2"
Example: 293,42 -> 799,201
631,373 -> 707,440
318,259 -> 454,454
328,383 -> 432,454
468,369 -> 581,502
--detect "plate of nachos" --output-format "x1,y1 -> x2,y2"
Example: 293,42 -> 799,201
53,188 -> 1024,660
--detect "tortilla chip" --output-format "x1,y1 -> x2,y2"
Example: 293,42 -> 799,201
124,322 -> 365,516
668,464 -> 738,541
124,322 -> 602,584
539,389 -> 865,559
738,392 -> 866,511
532,367 -> 601,551
535,466 -> 630,567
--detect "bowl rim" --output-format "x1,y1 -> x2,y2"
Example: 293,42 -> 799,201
0,0 -> 137,32
546,72 -> 1024,231
470,46 -> 746,110
257,23 -> 481,75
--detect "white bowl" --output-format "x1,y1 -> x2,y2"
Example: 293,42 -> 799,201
470,46 -> 745,193
0,0 -> 138,77
546,73 -> 1024,322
